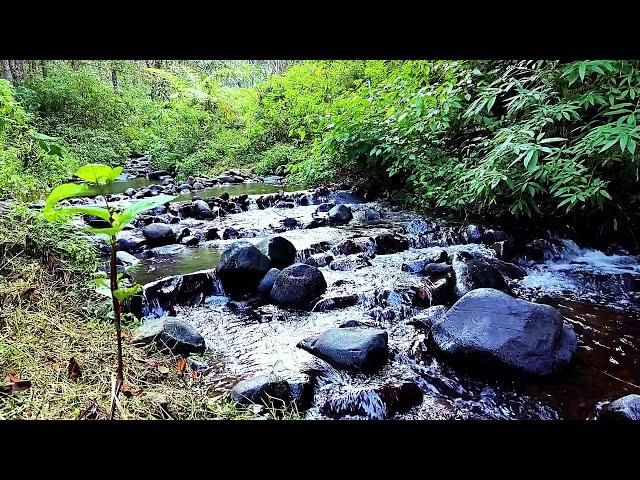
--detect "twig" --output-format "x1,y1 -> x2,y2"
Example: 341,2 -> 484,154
591,366 -> 640,390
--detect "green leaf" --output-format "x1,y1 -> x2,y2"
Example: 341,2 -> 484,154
52,206 -> 111,221
600,190 -> 612,200
76,164 -> 116,184
600,138 -> 618,152
620,135 -> 628,153
30,131 -> 60,141
539,137 -> 566,144
90,278 -> 112,298
113,195 -> 176,230
113,284 -> 141,302
628,138 -> 637,154
47,144 -> 63,156
578,63 -> 586,81
487,96 -> 496,112
86,226 -> 120,237
43,182 -> 92,219
106,166 -> 124,183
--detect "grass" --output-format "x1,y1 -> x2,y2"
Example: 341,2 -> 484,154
0,207 -> 265,420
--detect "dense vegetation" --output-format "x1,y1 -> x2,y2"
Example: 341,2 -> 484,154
2,59 -> 638,223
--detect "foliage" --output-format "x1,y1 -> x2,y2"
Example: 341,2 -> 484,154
42,162 -> 175,419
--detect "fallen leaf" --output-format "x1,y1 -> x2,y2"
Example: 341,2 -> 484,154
68,357 -> 82,380
120,331 -> 129,339
191,370 -> 200,379
158,365 -> 170,375
122,385 -> 134,398
177,358 -> 187,374
79,399 -> 99,420
52,364 -> 60,373
9,374 -> 22,383
3,376 -> 32,394
133,353 -> 146,362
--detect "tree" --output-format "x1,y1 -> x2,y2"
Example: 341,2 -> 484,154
43,163 -> 175,419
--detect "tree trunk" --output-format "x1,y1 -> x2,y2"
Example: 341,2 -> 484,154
108,235 -> 124,420
8,60 -> 24,85
112,69 -> 118,89
71,60 -> 81,70
40,60 -> 48,78
1,60 -> 11,82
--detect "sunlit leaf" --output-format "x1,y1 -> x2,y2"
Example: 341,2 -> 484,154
76,164 -> 115,184
113,284 -> 141,302
113,195 -> 176,230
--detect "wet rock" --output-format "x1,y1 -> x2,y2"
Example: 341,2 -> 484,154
142,223 -> 176,247
218,175 -> 235,183
193,181 -> 204,190
304,252 -> 334,268
181,235 -> 199,246
180,188 -> 191,195
134,269 -> 223,319
230,374 -> 313,411
173,226 -> 190,243
271,263 -> 327,308
481,229 -> 509,245
451,252 -> 508,298
405,219 -> 437,235
312,294 -> 359,311
275,201 -> 295,209
364,208 -> 382,220
464,224 -> 484,243
303,218 -> 328,229
333,239 -> 360,256
148,170 -> 170,180
328,204 -> 353,225
124,188 -> 136,197
329,254 -> 372,271
407,305 -> 448,329
222,227 -> 239,240
598,394 -> 640,421
422,263 -> 453,276
116,250 -> 138,266
525,238 -> 567,263
430,288 -> 577,376
116,235 -> 146,252
322,382 -> 423,420
255,236 -> 297,269
411,277 -> 452,307
202,227 -> 219,241
374,233 -> 409,254
281,218 -> 298,227
193,200 -> 213,219
402,259 -> 429,274
162,178 -> 174,186
316,203 -> 336,213
339,320 -> 374,328
217,241 -> 272,297
297,328 -> 388,371
132,318 -> 206,355
257,268 -> 280,295
484,257 -> 526,279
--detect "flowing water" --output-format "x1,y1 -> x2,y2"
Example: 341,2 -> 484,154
119,186 -> 640,420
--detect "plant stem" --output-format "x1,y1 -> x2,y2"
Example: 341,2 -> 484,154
108,232 -> 124,420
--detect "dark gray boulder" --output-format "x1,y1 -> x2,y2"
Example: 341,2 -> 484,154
328,204 -> 353,225
270,263 -> 327,308
422,263 -> 453,276
255,236 -> 297,269
131,318 -> 205,355
217,240 -> 272,297
408,305 -> 448,329
230,374 -> 313,411
322,382 -> 423,419
297,327 -> 388,371
430,288 -> 577,376
405,219 -> 437,235
142,223 -> 176,247
193,200 -> 213,219
257,268 -> 280,295
598,394 -> 640,421
374,233 -> 409,254
316,203 -> 336,213
451,252 -> 508,298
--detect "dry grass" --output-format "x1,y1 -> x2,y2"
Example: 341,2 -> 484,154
0,221 -> 256,420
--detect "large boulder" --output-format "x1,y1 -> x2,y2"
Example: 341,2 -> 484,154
230,374 -> 313,411
256,268 -> 280,295
297,328 -> 388,371
217,240 -> 272,297
255,236 -> 297,269
598,394 -> 640,421
142,223 -> 176,248
270,263 -> 327,308
374,233 -> 409,255
430,288 -> 577,376
192,200 -> 213,219
451,252 -> 507,298
328,205 -> 353,225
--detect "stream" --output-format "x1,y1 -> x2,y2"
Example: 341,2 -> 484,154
78,166 -> 639,420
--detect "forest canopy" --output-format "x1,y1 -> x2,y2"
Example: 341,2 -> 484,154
1,59 -> 639,219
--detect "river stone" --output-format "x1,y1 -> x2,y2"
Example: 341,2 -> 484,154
217,240 -> 272,297
405,219 -> 437,235
316,203 -> 336,213
142,223 -> 176,247
364,208 -> 382,220
408,305 -> 448,329
257,268 -> 280,295
374,233 -> 409,254
193,181 -> 204,190
297,328 -> 388,371
255,236 -> 297,269
181,235 -> 199,246
270,263 -> 327,308
422,263 -> 453,276
116,250 -> 138,266
465,224 -> 484,243
230,374 -> 313,411
304,252 -> 334,268
148,170 -> 170,180
430,288 -> 577,376
124,188 -> 136,197
132,319 -> 205,355
328,204 -> 353,225
116,235 -> 147,252
193,200 -> 213,219
598,394 -> 640,421
329,254 -> 372,271
451,252 -> 508,298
